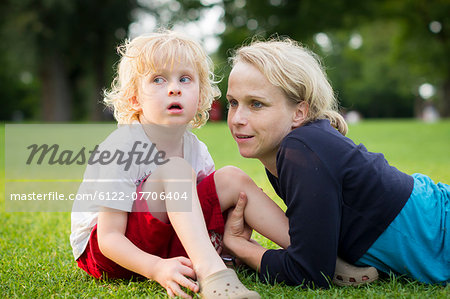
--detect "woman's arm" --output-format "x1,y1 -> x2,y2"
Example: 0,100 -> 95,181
262,137 -> 341,287
223,193 -> 267,270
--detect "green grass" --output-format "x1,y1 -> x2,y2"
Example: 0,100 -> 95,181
1,120 -> 450,298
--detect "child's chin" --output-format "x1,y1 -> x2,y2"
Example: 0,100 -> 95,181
165,120 -> 190,127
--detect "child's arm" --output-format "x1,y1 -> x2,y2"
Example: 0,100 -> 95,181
97,207 -> 199,298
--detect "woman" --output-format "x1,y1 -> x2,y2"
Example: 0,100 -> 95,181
223,37 -> 449,287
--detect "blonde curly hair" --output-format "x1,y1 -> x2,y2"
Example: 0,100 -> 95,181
230,37 -> 348,135
104,30 -> 220,127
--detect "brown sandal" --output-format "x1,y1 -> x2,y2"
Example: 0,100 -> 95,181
199,268 -> 260,299
333,257 -> 379,286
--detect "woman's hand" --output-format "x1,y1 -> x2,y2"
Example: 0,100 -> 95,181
224,192 -> 253,243
152,257 -> 199,299
223,192 -> 267,271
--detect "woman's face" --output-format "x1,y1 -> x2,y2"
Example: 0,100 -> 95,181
227,61 -> 297,164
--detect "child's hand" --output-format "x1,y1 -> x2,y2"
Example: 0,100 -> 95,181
153,256 -> 199,298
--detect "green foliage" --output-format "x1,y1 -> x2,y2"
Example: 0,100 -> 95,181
0,0 -> 222,121
1,0 -> 449,119
217,0 -> 450,118
2,121 -> 450,298
0,0 -> 140,121
321,21 -> 417,118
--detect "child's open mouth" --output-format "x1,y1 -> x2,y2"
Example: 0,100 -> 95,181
167,102 -> 184,114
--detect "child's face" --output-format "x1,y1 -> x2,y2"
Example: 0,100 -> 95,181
134,62 -> 200,126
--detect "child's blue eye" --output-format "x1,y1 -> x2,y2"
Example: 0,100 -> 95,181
180,76 -> 191,83
153,77 -> 164,83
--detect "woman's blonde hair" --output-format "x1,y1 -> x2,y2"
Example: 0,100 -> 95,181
104,29 -> 220,127
230,37 -> 348,135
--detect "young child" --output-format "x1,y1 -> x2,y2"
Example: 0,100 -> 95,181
70,30 -> 292,299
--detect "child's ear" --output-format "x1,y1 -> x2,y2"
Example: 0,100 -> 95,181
129,96 -> 141,111
292,101 -> 308,128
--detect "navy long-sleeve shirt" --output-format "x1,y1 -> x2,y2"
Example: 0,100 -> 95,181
259,119 -> 414,288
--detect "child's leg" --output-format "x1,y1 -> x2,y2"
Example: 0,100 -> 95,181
143,157 -> 225,281
214,166 -> 289,248
143,158 -> 260,298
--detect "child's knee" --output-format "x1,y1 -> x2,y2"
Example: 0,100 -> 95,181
215,166 -> 253,192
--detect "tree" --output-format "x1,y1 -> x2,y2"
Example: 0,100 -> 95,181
216,0 -> 450,118
322,22 -> 416,118
381,0 -> 450,116
1,0 -> 139,121
0,0 -> 218,121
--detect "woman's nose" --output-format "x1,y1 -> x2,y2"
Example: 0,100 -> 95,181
229,107 -> 248,126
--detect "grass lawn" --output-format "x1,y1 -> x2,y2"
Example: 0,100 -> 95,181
1,120 -> 450,298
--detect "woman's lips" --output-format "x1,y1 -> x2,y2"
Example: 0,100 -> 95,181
235,134 -> 254,142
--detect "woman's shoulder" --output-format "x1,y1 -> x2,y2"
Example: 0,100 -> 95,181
279,119 -> 360,173
284,119 -> 349,148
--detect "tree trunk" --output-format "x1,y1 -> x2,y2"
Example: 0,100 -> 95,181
90,30 -> 109,121
89,57 -> 106,121
40,51 -> 72,121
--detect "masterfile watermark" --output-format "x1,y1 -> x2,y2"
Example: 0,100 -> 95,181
26,141 -> 169,171
4,124 -> 192,212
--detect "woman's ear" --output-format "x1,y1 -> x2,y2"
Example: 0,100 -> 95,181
292,101 -> 308,128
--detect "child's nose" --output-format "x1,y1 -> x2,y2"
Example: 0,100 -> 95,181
168,82 -> 182,96
168,89 -> 181,96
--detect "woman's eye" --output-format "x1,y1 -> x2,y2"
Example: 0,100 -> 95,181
251,101 -> 263,108
180,76 -> 191,83
227,99 -> 238,108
